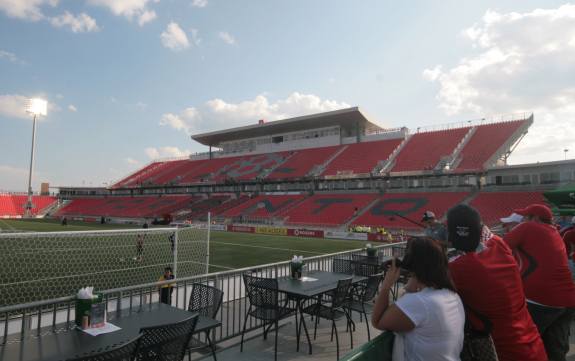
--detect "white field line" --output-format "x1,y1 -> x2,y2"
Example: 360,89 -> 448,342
0,259 -> 210,287
0,219 -> 17,231
2,240 -> 205,255
211,241 -> 323,255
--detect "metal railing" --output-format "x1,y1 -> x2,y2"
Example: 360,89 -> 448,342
0,242 -> 404,346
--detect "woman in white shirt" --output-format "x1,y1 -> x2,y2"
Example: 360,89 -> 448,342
372,237 -> 465,361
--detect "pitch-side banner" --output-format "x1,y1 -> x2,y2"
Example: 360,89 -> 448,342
227,225 -> 255,233
287,229 -> 324,238
324,230 -> 368,241
210,224 -> 227,231
255,226 -> 288,236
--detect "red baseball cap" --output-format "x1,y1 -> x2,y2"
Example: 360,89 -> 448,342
513,204 -> 553,222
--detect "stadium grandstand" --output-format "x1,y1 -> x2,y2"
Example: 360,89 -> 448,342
6,107 -> 574,238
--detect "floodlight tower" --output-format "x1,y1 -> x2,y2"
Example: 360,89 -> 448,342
24,98 -> 47,218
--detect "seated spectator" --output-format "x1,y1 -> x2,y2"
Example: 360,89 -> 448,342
447,204 -> 546,361
422,210 -> 448,244
499,212 -> 523,235
504,204 -> 575,361
372,237 -> 464,360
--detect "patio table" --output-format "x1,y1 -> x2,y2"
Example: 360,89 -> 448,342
276,270 -> 366,355
0,303 -> 220,361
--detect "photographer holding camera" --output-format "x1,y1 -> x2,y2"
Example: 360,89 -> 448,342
371,237 -> 465,361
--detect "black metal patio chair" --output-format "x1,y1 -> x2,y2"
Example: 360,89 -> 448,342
344,273 -> 383,341
301,278 -> 353,360
240,274 -> 296,361
66,334 -> 142,361
186,283 -> 224,361
332,258 -> 353,275
137,314 -> 199,361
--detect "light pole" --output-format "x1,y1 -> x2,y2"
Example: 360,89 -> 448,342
24,98 -> 47,218
565,149 -> 569,161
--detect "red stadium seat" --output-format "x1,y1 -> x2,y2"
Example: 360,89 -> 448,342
0,194 -> 57,217
456,120 -> 527,171
391,128 -> 471,173
267,146 -> 342,179
352,192 -> 469,230
281,194 -> 377,227
322,139 -> 402,176
469,191 -> 547,227
221,194 -> 306,218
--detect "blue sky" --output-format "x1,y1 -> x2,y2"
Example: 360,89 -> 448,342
1,0 -> 574,191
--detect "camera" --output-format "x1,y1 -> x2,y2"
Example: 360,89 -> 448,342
383,257 -> 408,270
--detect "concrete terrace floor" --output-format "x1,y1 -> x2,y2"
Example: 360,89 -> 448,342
190,310 -> 373,361
188,313 -> 575,361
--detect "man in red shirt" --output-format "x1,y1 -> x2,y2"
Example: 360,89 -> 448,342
447,204 -> 546,361
504,203 -> 575,361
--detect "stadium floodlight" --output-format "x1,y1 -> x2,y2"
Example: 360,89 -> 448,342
565,149 -> 569,160
24,98 -> 48,218
27,98 -> 48,116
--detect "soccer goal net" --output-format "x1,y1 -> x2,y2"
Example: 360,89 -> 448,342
0,224 -> 209,306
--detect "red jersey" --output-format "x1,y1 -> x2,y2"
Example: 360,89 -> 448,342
504,221 -> 575,307
449,236 -> 546,361
564,230 -> 575,261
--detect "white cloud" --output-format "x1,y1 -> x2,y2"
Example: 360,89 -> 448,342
137,9 -> 156,26
0,94 -> 31,119
0,0 -> 58,21
145,146 -> 190,159
160,92 -> 350,135
0,94 -> 57,120
50,12 -> 99,32
423,4 -> 575,164
0,50 -> 25,65
218,31 -> 236,45
68,104 -> 77,112
161,22 -> 190,51
124,157 -> 140,166
88,0 -> 156,25
191,0 -> 207,8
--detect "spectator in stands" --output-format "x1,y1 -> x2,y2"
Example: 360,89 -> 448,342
504,204 -> 575,361
372,237 -> 465,360
562,216 -> 575,279
499,212 -> 523,235
61,216 -> 67,226
158,267 -> 175,304
447,204 -> 546,361
421,211 -> 447,244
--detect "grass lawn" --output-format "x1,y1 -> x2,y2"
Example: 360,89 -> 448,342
0,219 -> 369,306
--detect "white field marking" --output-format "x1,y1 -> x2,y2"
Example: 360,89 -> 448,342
211,241 -> 323,255
0,259 -> 210,287
207,263 -> 235,270
2,240 -> 206,255
0,219 -> 17,231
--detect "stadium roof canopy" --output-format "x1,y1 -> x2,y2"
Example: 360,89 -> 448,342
191,107 -> 384,147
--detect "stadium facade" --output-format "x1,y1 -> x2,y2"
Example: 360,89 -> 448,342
3,107 -> 575,238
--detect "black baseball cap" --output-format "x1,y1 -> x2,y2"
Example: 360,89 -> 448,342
446,204 -> 482,252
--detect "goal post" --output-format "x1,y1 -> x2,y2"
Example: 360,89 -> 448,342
0,224 -> 209,307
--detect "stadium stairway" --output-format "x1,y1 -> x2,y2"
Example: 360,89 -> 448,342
308,145 -> 348,177
259,152 -> 297,179
438,127 -> 477,171
374,135 -> 410,175
342,197 -> 381,230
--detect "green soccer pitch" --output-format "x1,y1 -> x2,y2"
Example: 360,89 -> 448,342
0,219 -> 369,305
